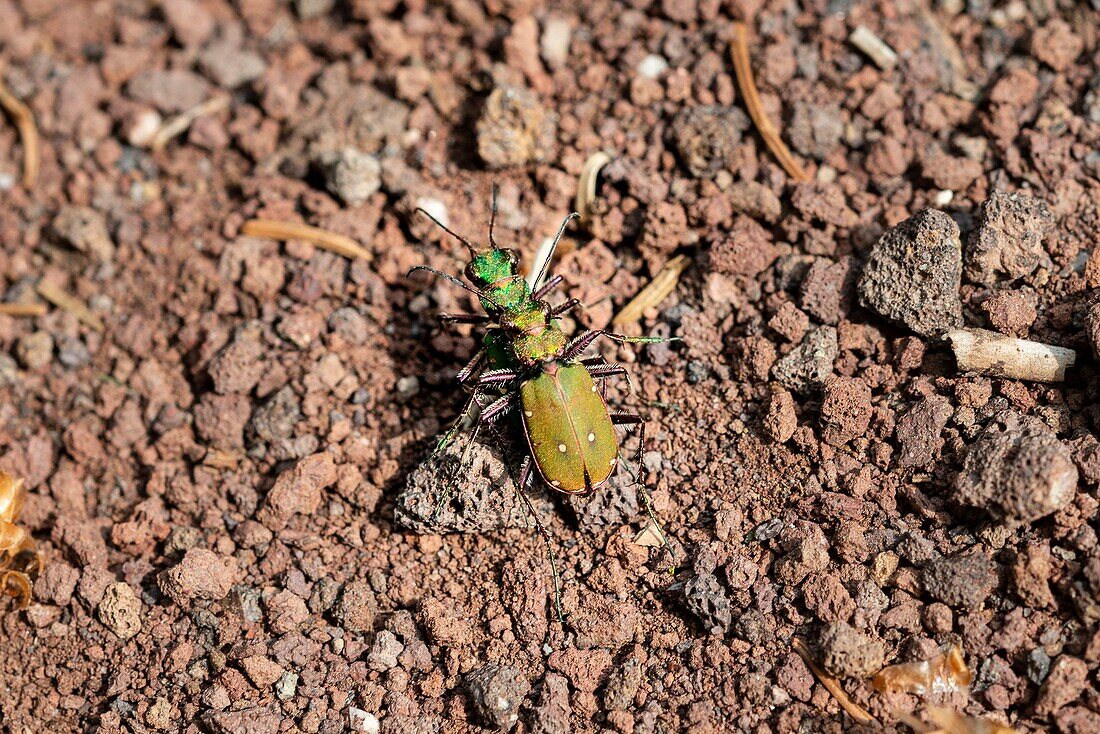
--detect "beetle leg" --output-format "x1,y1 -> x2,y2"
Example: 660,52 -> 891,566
550,298 -> 581,317
480,392 -> 517,423
533,274 -> 563,300
561,329 -> 678,361
439,313 -> 490,325
456,349 -> 487,386
475,368 -> 519,387
610,413 -> 676,569
513,456 -> 565,623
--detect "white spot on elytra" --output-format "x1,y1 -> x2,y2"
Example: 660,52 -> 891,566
587,432 -> 596,442
591,385 -> 597,392
550,480 -> 560,487
557,443 -> 567,453
524,410 -> 532,417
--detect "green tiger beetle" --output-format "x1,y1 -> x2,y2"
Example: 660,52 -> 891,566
407,188 -> 676,620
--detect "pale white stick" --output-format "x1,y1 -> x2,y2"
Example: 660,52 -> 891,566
946,328 -> 1076,383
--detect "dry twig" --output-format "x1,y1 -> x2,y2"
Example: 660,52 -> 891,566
792,638 -> 878,725
613,255 -> 691,326
0,80 -> 39,189
0,302 -> 46,317
35,281 -> 104,332
730,23 -> 810,183
151,94 -> 231,151
946,329 -> 1075,383
241,219 -> 372,261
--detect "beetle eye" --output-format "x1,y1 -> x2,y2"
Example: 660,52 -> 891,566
463,261 -> 485,286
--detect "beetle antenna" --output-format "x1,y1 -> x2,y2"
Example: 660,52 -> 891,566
406,265 -> 504,310
416,207 -> 478,259
531,212 -> 579,289
488,183 -> 500,250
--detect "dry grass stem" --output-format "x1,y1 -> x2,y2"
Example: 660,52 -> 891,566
35,281 -> 105,332
242,219 -> 372,261
613,254 -> 690,326
0,302 -> 47,317
0,81 -> 39,189
946,329 -> 1075,383
151,95 -> 231,151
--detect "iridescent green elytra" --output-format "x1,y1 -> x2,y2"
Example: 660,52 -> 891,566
407,192 -> 676,620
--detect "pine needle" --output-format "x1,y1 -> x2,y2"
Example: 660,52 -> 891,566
730,23 -> 810,183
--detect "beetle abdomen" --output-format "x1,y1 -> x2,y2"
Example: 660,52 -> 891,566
519,363 -> 618,493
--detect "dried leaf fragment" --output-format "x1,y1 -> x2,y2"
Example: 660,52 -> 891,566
0,471 -> 42,609
896,706 -> 1017,734
576,151 -> 612,224
873,645 -> 972,696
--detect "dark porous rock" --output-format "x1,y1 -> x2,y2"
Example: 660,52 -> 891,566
396,431 -> 552,533
921,550 -> 997,609
683,573 -> 732,633
818,621 -> 885,678
965,190 -> 1054,284
528,673 -> 571,734
895,395 -> 953,468
670,105 -> 750,178
476,86 -> 557,168
466,663 -> 531,731
771,326 -> 838,395
954,411 -> 1077,524
857,208 -> 963,337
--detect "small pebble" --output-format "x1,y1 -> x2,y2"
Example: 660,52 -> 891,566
466,664 -> 531,730
818,622 -> 885,678
954,411 -> 1077,524
322,148 -> 381,206
274,671 -> 298,700
476,86 -> 557,168
349,707 -> 380,734
637,54 -> 669,79
16,331 -> 53,371
540,17 -> 571,68
97,582 -> 142,640
849,25 -> 897,70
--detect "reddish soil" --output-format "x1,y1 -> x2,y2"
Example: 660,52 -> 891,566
1,1 -> 1099,733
